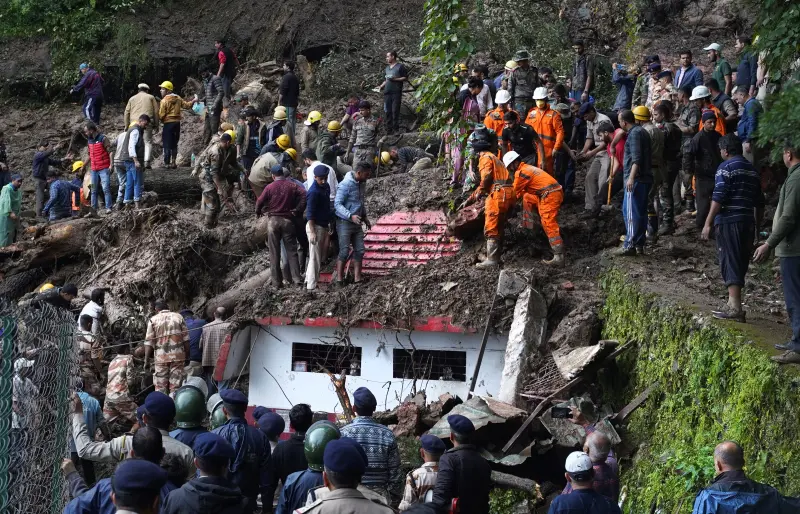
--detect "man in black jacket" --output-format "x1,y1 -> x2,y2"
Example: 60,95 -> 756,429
163,432 -> 247,514
686,111 -> 722,229
34,283 -> 78,311
262,403 -> 313,512
430,415 -> 491,514
279,61 -> 300,146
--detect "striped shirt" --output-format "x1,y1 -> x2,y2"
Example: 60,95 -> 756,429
712,155 -> 764,225
340,416 -> 402,495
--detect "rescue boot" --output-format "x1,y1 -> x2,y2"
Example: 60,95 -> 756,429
204,214 -> 218,229
543,248 -> 565,267
475,239 -> 500,269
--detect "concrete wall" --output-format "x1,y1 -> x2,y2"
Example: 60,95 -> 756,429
247,324 -> 507,413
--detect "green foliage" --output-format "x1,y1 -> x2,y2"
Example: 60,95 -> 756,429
415,0 -> 473,134
621,0 -> 642,66
752,0 -> 800,83
601,270 -> 800,513
489,489 -> 531,514
757,84 -> 800,161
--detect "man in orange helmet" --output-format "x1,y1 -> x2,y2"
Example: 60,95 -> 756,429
464,137 -> 515,268
507,151 -> 565,266
525,87 -> 564,175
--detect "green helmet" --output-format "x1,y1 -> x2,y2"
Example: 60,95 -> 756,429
174,385 -> 206,428
304,420 -> 341,471
207,393 -> 227,429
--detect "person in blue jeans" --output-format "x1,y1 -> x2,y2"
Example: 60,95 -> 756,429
83,122 -> 114,210
124,115 -> 151,208
756,144 -> 800,364
70,64 -> 104,124
616,109 -> 652,256
334,162 -> 372,285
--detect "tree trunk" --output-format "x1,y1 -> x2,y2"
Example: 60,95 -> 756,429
106,167 -> 202,201
0,218 -> 101,274
491,470 -> 541,496
204,268 -> 271,318
380,131 -> 441,155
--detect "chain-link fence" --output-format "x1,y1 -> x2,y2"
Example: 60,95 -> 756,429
0,299 -> 78,514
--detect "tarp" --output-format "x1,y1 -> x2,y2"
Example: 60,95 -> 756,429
428,396 -> 527,438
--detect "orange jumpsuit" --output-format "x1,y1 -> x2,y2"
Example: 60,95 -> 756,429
697,104 -> 727,136
469,151 -> 515,239
483,108 -> 518,139
524,106 -> 564,175
512,162 -> 564,252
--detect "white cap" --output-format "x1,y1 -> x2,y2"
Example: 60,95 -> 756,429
565,451 -> 593,474
495,89 -> 512,105
689,85 -> 711,101
532,87 -> 549,100
137,83 -> 150,90
502,151 -> 520,168
703,43 -> 722,52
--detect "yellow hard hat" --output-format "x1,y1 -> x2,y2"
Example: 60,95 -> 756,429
306,111 -> 322,124
454,63 -> 468,73
276,134 -> 291,150
224,129 -> 237,140
129,121 -> 138,128
504,60 -> 519,71
380,151 -> 391,165
452,76 -> 460,85
72,161 -> 85,172
633,105 -> 651,121
39,283 -> 55,292
285,148 -> 297,160
273,107 -> 288,121
327,121 -> 342,132
159,81 -> 174,91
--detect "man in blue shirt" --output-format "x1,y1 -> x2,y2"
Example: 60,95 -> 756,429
701,134 -> 763,323
733,86 -> 762,166
675,50 -> 704,89
611,64 -> 634,112
69,388 -> 108,487
42,172 -> 81,221
181,309 -> 206,376
617,109 -> 652,256
734,35 -> 758,98
70,63 -> 104,124
305,164 -> 332,290
548,451 -> 621,514
32,140 -> 69,217
333,162 -> 372,286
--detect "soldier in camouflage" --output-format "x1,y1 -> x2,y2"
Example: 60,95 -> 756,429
347,101 -> 379,166
144,299 -> 190,397
194,132 -> 243,228
77,314 -> 105,398
103,340 -> 138,424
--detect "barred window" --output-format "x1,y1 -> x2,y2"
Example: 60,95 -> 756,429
291,342 -> 362,375
392,348 -> 467,382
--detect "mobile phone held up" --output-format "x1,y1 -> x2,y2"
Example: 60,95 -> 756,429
551,406 -> 572,419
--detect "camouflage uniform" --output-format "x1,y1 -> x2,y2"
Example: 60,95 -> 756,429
145,310 -> 189,396
76,329 -> 104,398
398,462 -> 440,511
104,354 -> 138,423
197,140 -> 242,227
349,116 -> 379,165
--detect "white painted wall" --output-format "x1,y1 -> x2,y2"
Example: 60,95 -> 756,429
248,324 -> 508,413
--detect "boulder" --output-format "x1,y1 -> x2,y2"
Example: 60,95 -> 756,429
548,303 -> 601,349
393,402 -> 424,437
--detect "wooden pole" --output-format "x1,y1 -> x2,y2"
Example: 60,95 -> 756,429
468,294 -> 500,397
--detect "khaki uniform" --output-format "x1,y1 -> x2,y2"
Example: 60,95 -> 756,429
145,310 -> 189,396
299,125 -> 320,153
197,142 -> 242,226
71,413 -> 196,478
399,462 -> 440,511
104,354 -> 137,423
76,329 -> 104,398
300,488 -> 393,514
249,151 -> 280,198
350,116 -> 379,165
125,91 -> 160,164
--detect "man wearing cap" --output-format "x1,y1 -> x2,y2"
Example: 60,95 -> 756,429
576,103 -> 613,215
633,105 -> 665,239
617,109 -> 653,256
163,432 -> 247,514
264,108 -> 289,149
675,50 -> 704,89
300,111 -> 322,154
112,459 -> 169,514
347,101 -> 380,166
483,90 -> 516,145
196,131 -> 244,228
430,415 -> 491,514
611,62 -> 634,112
549,452 -> 621,514
571,41 -> 595,103
305,163 -> 332,290
119,114 -> 152,209
70,63 -> 104,124
644,62 -> 664,108
687,111 -> 723,229
262,404 -> 312,512
72,391 -> 195,477
213,389 -> 272,514
707,79 -> 739,134
256,410 -> 286,453
279,61 -> 300,145
0,173 -> 22,246
43,171 -> 82,221
340,387 -> 401,502
502,111 -> 543,167
298,438 -> 394,513
159,81 -> 193,169
509,50 -> 540,116
525,87 -> 564,175
653,70 -> 678,107
705,43 -> 733,96
389,146 -> 435,174
237,107 -> 264,174
690,85 -> 726,136
632,56 -> 659,107
255,163 -> 306,287
398,434 -> 445,511
197,67 -> 225,146
124,84 -> 160,169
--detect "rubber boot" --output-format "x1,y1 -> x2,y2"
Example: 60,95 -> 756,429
353,261 -> 363,283
543,249 -> 565,267
204,213 -> 217,229
171,155 -> 178,169
475,239 -> 500,269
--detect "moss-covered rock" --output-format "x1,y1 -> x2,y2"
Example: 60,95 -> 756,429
601,269 -> 800,513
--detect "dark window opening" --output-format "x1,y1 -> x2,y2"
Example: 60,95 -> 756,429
299,44 -> 333,63
291,342 -> 362,375
392,349 -> 467,382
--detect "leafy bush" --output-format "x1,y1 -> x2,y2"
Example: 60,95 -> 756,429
757,84 -> 800,162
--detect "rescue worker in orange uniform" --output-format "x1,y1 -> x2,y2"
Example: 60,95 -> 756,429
506,151 -> 565,266
690,85 -> 727,136
525,87 -> 564,175
465,138 -> 515,268
483,90 -> 517,152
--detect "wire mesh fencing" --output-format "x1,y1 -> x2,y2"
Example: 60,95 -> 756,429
0,299 -> 78,514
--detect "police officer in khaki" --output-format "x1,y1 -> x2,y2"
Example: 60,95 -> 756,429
297,437 -> 393,514
346,101 -> 379,166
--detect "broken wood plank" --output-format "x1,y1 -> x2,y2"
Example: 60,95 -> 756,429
612,381 -> 659,424
491,470 -> 542,500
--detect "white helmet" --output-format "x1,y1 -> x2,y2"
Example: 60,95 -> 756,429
689,85 -> 711,101
495,89 -> 512,105
532,87 -> 549,100
502,151 -> 520,168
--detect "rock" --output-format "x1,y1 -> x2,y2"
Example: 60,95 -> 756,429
697,27 -> 711,37
373,407 -> 398,426
393,402 -> 424,437
561,281 -> 574,291
497,270 -> 528,300
548,303 -> 602,349
421,393 -> 462,427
